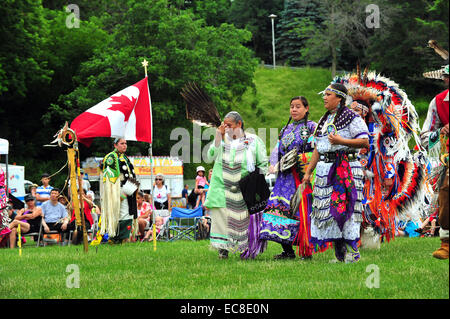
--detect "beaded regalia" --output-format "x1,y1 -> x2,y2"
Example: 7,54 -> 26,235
331,67 -> 427,242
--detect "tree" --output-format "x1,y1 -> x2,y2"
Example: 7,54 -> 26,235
276,0 -> 324,67
228,0 -> 284,64
297,0 -> 397,78
365,0 -> 449,97
185,0 -> 232,27
0,0 -> 52,99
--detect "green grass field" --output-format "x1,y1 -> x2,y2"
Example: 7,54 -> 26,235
0,236 -> 448,299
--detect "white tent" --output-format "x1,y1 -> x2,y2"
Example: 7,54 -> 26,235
0,138 -> 8,155
0,138 -> 9,194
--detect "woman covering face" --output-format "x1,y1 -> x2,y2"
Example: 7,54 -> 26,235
205,111 -> 268,259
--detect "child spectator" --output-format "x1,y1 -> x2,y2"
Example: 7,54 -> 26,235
36,173 -> 53,207
194,166 -> 209,209
141,215 -> 164,242
137,191 -> 153,240
415,210 -> 439,237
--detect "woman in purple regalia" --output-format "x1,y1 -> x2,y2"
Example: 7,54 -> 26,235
303,83 -> 369,263
259,96 -> 320,259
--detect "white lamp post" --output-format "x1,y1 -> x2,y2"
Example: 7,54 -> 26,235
269,14 -> 277,69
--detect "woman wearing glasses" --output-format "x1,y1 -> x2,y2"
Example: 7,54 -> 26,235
153,174 -> 171,212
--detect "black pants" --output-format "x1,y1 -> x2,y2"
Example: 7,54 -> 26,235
154,201 -> 168,210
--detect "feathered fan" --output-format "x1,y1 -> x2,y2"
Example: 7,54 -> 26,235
180,82 -> 221,127
428,39 -> 449,60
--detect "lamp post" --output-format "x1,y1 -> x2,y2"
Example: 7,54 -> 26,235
269,14 -> 277,69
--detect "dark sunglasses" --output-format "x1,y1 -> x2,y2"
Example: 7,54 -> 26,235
155,178 -> 163,181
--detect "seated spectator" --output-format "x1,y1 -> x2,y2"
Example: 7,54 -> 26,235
64,191 -> 94,245
36,173 -> 53,207
6,199 -> 18,221
142,192 -> 149,202
199,169 -> 213,235
137,191 -> 153,240
153,174 -> 171,211
141,215 -> 164,242
41,188 -> 69,235
85,190 -> 100,219
58,194 -> 69,207
415,210 -> 439,237
8,195 -> 43,248
397,218 -> 421,238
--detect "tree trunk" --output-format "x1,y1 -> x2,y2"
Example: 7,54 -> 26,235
331,43 -> 337,78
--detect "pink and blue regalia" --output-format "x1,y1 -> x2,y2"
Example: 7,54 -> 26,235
259,106 -> 327,259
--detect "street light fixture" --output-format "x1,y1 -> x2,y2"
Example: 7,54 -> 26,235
269,14 -> 277,69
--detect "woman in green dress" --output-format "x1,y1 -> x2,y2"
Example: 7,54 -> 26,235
205,111 -> 268,259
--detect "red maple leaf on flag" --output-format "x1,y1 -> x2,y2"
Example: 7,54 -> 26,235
107,94 -> 137,121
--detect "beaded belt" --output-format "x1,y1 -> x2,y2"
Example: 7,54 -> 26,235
319,151 -> 358,163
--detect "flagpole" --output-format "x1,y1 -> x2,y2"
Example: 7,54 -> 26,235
141,59 -> 156,250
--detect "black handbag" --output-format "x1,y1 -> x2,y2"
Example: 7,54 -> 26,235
238,168 -> 271,215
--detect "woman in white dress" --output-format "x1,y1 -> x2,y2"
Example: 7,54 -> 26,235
303,83 -> 369,263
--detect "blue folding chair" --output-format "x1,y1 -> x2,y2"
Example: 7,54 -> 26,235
168,206 -> 204,241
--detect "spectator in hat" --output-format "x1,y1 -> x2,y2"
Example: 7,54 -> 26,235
8,194 -> 43,248
36,173 -> 53,207
194,166 -> 209,209
29,183 -> 38,198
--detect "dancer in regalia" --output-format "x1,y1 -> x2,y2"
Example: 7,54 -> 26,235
259,96 -> 324,259
0,163 -> 11,246
421,64 -> 449,259
333,67 -> 427,244
205,111 -> 268,259
101,138 -> 139,244
303,83 -> 369,263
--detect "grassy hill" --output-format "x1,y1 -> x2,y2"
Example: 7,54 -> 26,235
238,66 -> 429,136
239,66 -> 334,131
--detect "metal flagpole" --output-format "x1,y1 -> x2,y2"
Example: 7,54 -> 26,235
141,59 -> 157,251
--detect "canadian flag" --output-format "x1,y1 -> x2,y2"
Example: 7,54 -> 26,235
70,77 -> 152,146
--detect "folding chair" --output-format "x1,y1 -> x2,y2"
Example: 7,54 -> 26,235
168,206 -> 203,241
34,218 -> 62,247
17,217 -> 43,247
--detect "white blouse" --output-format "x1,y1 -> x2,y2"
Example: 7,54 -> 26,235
153,185 -> 170,203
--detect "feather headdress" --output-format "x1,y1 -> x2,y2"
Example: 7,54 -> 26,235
331,65 -> 427,240
332,68 -> 422,156
180,82 -> 221,127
